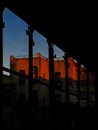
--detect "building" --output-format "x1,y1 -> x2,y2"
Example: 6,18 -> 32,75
9,53 -> 95,107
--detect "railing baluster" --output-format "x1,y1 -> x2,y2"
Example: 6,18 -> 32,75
48,41 -> 55,129
0,3 -> 4,125
64,52 -> 70,129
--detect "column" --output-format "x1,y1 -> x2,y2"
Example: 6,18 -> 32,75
48,41 -> 55,129
26,25 -> 34,108
94,68 -> 98,129
64,52 -> 70,129
77,59 -> 81,128
77,60 -> 80,107
0,2 -> 4,125
86,68 -> 89,107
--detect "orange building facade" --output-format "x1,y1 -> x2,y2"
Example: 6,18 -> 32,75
10,53 -> 94,81
10,53 -> 95,107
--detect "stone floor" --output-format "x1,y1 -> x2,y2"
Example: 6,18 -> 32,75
1,103 -> 96,130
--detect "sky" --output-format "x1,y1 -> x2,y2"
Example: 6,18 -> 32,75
3,8 -> 64,72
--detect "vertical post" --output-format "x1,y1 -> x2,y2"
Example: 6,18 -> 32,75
0,2 -> 4,125
48,41 -> 55,129
77,60 -> 80,107
0,2 -> 4,89
65,52 -> 69,105
86,68 -> 89,107
26,25 -> 34,108
94,68 -> 98,129
64,52 -> 70,129
77,59 -> 81,128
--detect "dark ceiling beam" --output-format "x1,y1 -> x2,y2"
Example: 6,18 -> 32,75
5,0 -> 97,72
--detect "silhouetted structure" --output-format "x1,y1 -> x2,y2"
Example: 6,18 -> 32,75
1,1 -> 97,129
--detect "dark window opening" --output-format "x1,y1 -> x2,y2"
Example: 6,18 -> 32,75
32,66 -> 38,79
43,73 -> 45,80
55,72 -> 62,88
19,70 -> 25,83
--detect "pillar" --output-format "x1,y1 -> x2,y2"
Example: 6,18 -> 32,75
76,59 -> 81,128
0,2 -> 4,89
0,1 -> 4,125
48,41 -> 55,129
64,52 -> 70,129
26,25 -> 34,108
94,68 -> 98,129
86,68 -> 89,107
77,60 -> 80,107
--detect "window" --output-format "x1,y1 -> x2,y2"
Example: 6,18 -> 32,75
32,66 -> 38,79
55,72 -> 61,81
55,72 -> 62,88
19,70 -> 25,83
43,73 -> 45,80
10,62 -> 16,70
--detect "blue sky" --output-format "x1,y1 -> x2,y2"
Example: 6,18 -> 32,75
3,8 -> 64,70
